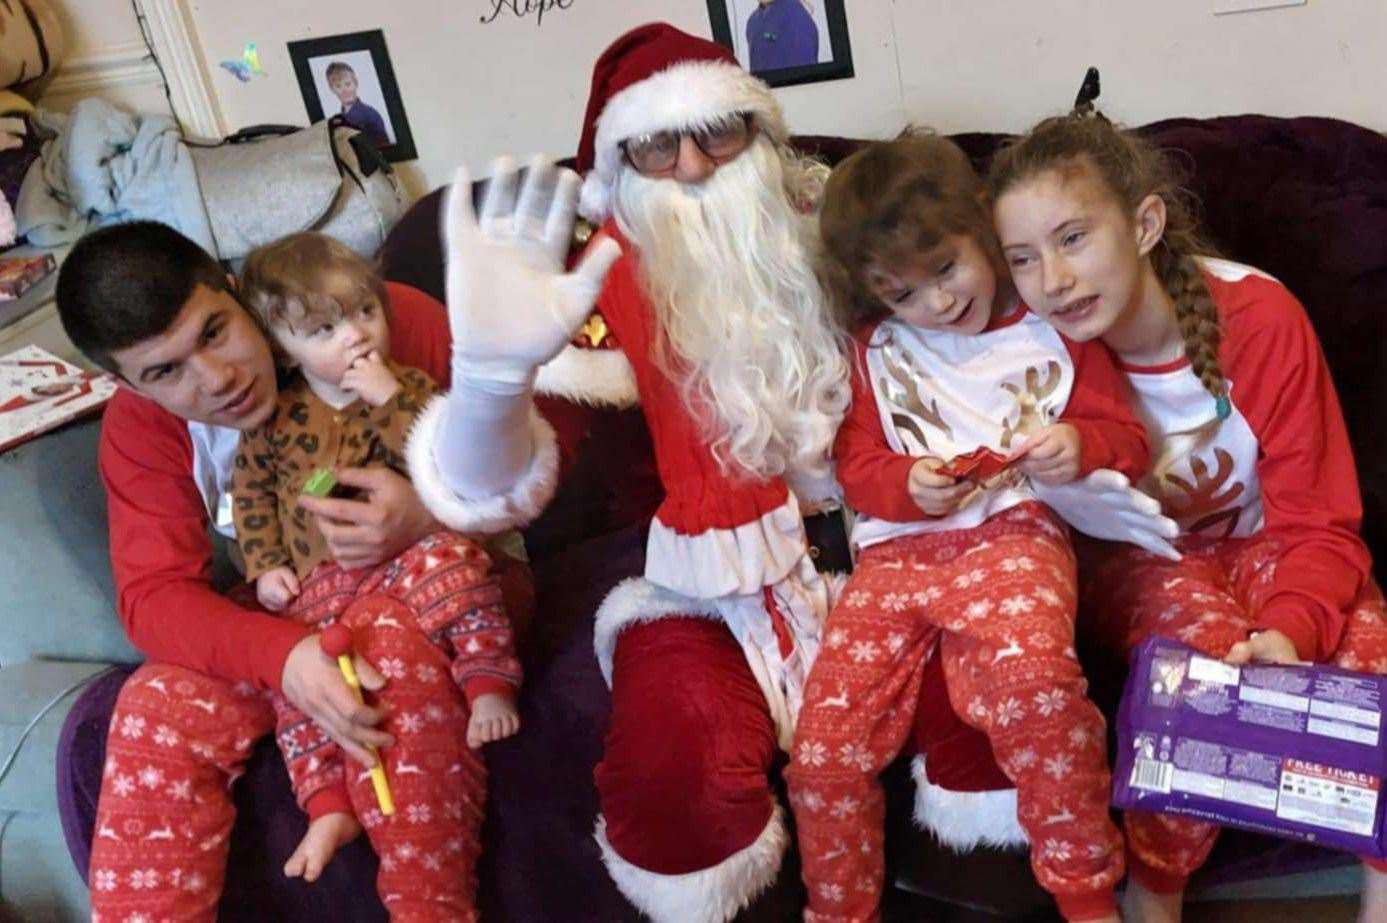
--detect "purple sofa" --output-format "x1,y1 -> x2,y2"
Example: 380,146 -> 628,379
56,114 -> 1387,920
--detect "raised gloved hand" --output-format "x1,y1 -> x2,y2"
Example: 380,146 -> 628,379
444,155 -> 621,387
1032,469 -> 1182,561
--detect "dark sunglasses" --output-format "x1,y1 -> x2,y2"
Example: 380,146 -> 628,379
620,113 -> 757,176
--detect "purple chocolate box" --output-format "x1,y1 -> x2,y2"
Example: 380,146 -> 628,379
1113,637 -> 1386,859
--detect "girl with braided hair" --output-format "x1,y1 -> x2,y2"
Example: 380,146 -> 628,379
990,111 -> 1387,923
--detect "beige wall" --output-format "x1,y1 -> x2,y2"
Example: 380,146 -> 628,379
101,1 -> 1387,194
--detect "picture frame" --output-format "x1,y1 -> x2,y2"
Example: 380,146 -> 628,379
287,29 -> 417,162
707,0 -> 853,88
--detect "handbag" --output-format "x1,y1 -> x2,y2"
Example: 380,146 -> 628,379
189,116 -> 405,260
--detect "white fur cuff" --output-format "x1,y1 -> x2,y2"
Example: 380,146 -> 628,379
592,578 -> 725,687
594,805 -> 789,923
910,754 -> 1027,852
406,394 -> 559,534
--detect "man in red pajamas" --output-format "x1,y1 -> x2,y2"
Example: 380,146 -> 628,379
55,221 -> 507,920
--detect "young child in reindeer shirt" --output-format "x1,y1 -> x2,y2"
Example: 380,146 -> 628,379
230,232 -> 523,918
787,134 -> 1151,923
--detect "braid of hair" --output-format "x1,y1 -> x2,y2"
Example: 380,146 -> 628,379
1154,242 -> 1230,417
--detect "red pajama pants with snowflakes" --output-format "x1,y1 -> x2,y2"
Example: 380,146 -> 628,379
1078,535 -> 1387,892
88,531 -> 521,923
788,503 -> 1124,923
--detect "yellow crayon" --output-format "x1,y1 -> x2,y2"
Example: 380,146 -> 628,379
336,653 -> 395,816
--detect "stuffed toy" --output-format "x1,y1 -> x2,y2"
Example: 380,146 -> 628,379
0,0 -> 64,246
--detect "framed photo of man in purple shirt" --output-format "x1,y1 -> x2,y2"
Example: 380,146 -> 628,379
707,0 -> 853,87
289,29 -> 417,162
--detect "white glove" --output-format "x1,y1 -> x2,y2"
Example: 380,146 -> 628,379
1032,469 -> 1182,561
444,155 -> 621,387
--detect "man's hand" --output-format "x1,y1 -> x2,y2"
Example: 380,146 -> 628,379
256,566 -> 300,612
1011,423 -> 1082,486
907,457 -> 974,516
340,351 -> 400,407
1225,629 -> 1303,666
445,155 -> 621,385
280,634 -> 393,767
297,467 -> 436,570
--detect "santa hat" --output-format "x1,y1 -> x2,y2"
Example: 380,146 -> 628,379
575,22 -> 787,223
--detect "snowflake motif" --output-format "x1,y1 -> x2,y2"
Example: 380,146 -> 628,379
966,697 -> 989,722
1156,607 -> 1181,623
849,640 -> 881,664
885,632 -> 907,654
844,590 -> 873,609
879,591 -> 910,612
423,853 -> 443,871
1000,556 -> 1036,573
184,871 -> 207,893
377,657 -> 407,679
1033,689 -> 1068,716
1010,747 -> 1038,772
829,796 -> 860,820
138,766 -> 165,790
406,803 -> 433,825
1176,624 -> 1204,643
1042,838 -> 1073,862
395,842 -> 418,862
362,808 -> 385,828
1043,753 -> 1074,781
414,663 -> 442,684
190,742 -> 215,760
1033,586 -> 1062,607
397,712 -> 424,734
953,569 -> 987,589
446,837 -> 466,854
998,595 -> 1035,616
128,868 -> 160,890
838,742 -> 874,771
1068,726 -> 1093,749
119,714 -> 146,740
798,739 -> 829,767
380,853 -> 398,873
425,704 -> 447,724
111,774 -> 136,797
826,628 -> 850,649
92,869 -> 118,891
153,725 -> 180,747
995,697 -> 1025,727
797,790 -> 825,813
818,882 -> 845,903
965,599 -> 993,621
1087,842 -> 1110,858
912,586 -> 944,606
167,779 -> 193,801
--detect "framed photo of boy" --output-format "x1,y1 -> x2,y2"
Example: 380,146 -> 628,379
288,29 -> 417,162
707,0 -> 853,88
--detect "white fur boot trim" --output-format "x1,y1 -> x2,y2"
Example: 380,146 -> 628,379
593,804 -> 789,923
910,754 -> 1027,851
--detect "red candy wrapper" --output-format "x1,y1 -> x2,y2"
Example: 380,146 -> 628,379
936,447 -> 1011,483
0,253 -> 56,301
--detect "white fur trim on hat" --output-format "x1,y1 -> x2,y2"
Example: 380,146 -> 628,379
580,59 -> 786,222
594,804 -> 789,923
910,754 -> 1027,852
534,343 -> 640,408
405,394 -> 559,534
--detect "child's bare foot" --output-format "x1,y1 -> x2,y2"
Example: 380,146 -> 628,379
466,692 -> 520,749
284,811 -> 362,883
1362,862 -> 1387,923
1122,879 -> 1182,923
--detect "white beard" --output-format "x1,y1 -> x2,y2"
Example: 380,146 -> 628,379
612,136 -> 848,483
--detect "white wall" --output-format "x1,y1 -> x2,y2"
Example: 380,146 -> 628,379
40,0 -> 172,116
131,1 -> 1387,195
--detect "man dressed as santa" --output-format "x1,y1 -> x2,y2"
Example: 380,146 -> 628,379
407,20 -> 1177,922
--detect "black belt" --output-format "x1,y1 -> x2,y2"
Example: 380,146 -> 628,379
803,507 -> 853,574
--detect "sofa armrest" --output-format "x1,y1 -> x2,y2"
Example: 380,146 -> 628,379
0,418 -> 138,666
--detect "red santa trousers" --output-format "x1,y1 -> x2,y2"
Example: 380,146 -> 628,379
1078,535 -> 1387,891
788,503 -> 1124,923
88,532 -> 518,922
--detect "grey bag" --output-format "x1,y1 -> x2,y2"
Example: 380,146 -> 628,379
190,118 -> 404,260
